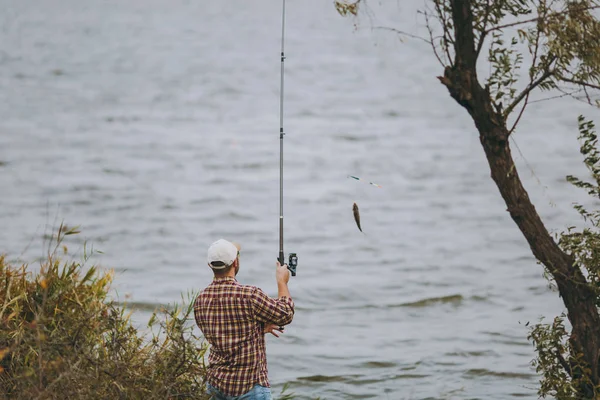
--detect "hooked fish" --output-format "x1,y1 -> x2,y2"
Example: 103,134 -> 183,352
352,202 -> 362,232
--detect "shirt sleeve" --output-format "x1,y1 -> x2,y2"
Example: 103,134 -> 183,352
249,286 -> 295,326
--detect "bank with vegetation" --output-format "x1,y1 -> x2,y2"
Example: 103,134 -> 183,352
0,225 -> 210,400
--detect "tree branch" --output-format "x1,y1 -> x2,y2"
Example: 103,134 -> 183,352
504,68 -> 555,119
429,3 -> 455,67
559,76 -> 600,91
475,0 -> 492,59
506,6 -> 547,135
556,350 -> 572,378
483,4 -> 600,35
424,9 -> 446,67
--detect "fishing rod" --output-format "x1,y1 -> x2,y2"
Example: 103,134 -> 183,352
279,0 -> 297,276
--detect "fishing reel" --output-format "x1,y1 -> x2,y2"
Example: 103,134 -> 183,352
279,252 -> 297,277
288,253 -> 297,277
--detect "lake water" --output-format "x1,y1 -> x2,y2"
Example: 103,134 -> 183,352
1,0 -> 599,399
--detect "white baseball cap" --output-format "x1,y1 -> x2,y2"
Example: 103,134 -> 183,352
207,239 -> 240,269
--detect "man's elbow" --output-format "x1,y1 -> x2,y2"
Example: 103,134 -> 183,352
277,307 -> 294,326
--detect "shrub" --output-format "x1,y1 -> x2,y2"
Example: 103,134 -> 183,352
0,224 -> 209,400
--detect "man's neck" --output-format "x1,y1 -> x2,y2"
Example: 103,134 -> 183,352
214,272 -> 235,279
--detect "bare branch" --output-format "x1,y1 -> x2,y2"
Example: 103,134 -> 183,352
430,2 -> 454,67
583,84 -> 593,105
475,0 -> 492,59
507,11 -> 546,134
508,97 -> 529,135
423,9 -> 446,67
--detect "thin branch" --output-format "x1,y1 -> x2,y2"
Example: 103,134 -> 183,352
560,76 -> 600,91
484,4 -> 600,34
509,94 -> 530,135
372,26 -> 432,44
508,9 -> 545,135
556,350 -> 572,378
583,84 -> 593,105
431,2 -> 454,66
424,9 -> 446,67
504,68 -> 555,119
503,49 -> 556,118
475,0 -> 492,59
530,0 -> 544,77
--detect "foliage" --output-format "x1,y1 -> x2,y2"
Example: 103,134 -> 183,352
528,315 -> 575,399
335,0 -> 600,119
526,116 -> 600,399
528,314 -> 595,399
0,225 -> 210,400
562,117 -> 600,307
442,0 -> 600,111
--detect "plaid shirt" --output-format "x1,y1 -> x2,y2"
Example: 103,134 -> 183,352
194,276 -> 295,396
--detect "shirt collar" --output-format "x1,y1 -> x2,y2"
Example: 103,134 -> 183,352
212,276 -> 237,283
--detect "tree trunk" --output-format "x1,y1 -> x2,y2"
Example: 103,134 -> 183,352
438,0 -> 600,390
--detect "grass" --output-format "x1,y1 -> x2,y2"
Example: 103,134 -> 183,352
0,224 -> 210,400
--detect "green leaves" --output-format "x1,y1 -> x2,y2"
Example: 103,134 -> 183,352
487,31 -> 523,103
566,116 -> 600,198
532,116 -> 600,398
527,315 -> 590,399
542,2 -> 600,90
0,228 -> 210,399
559,116 -> 600,302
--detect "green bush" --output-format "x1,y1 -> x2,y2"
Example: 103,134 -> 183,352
0,225 -> 209,400
528,116 -> 600,399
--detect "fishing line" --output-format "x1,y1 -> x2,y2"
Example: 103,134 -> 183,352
509,135 -> 556,208
347,174 -> 382,188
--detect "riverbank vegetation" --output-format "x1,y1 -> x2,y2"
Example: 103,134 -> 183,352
0,224 -> 210,399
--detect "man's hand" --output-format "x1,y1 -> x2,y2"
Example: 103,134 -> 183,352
276,261 -> 290,284
264,323 -> 284,337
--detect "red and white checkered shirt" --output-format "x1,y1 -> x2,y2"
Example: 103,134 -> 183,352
194,276 -> 295,397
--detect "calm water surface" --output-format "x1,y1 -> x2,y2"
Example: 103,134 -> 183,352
1,1 -> 599,399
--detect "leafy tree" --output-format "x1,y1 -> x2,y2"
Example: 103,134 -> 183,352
335,0 -> 600,397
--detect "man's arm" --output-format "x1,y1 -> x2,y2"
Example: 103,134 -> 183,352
276,261 -> 291,299
250,261 -> 294,326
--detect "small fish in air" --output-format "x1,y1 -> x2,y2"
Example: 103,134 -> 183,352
352,202 -> 363,232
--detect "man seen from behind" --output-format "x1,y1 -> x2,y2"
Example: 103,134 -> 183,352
194,239 -> 295,400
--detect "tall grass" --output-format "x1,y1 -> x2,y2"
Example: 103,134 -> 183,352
0,224 -> 210,399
